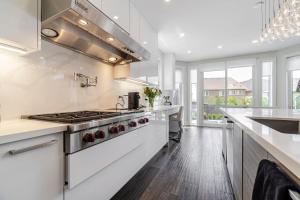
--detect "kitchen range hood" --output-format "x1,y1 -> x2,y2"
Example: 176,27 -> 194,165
41,0 -> 150,65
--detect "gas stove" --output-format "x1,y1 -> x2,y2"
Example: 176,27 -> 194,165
27,111 -> 122,123
26,110 -> 150,154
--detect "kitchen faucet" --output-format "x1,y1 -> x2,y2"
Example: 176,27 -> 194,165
116,96 -> 125,110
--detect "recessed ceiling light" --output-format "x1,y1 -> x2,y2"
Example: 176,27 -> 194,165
165,0 -> 171,2
108,57 -> 118,63
78,19 -> 88,26
113,16 -> 119,20
217,45 -> 223,49
252,39 -> 259,44
187,50 -> 192,54
179,33 -> 185,38
143,41 -> 148,45
41,28 -> 59,38
106,37 -> 114,42
119,61 -> 127,65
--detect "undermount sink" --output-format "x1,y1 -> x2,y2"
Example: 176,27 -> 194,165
249,117 -> 300,134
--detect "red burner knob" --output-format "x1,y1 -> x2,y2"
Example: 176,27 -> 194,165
144,118 -> 149,123
118,125 -> 125,132
95,130 -> 105,139
138,119 -> 145,124
129,121 -> 137,127
109,126 -> 119,134
82,133 -> 95,143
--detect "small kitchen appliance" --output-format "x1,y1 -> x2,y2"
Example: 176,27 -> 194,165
128,92 -> 140,110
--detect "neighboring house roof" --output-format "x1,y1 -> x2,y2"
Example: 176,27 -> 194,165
204,78 -> 250,91
241,79 -> 252,91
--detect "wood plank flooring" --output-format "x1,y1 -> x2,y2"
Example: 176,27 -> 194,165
111,127 -> 234,200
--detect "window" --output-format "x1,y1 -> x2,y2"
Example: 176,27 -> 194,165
175,69 -> 184,105
190,69 -> 197,125
203,70 -> 225,123
292,70 -> 300,109
262,61 -> 273,107
227,66 -> 253,106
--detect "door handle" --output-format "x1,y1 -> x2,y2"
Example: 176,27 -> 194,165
8,140 -> 58,155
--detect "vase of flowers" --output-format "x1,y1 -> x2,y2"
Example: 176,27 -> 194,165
144,87 -> 162,108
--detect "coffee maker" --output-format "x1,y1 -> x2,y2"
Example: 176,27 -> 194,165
128,92 -> 140,110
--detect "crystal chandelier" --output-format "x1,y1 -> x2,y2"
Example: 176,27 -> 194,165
260,0 -> 300,42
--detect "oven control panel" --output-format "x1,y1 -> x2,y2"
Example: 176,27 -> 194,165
67,116 -> 151,153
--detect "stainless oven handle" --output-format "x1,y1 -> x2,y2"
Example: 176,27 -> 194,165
289,190 -> 300,200
8,140 -> 58,155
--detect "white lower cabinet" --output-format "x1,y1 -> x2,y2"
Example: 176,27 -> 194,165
65,115 -> 167,200
0,133 -> 64,200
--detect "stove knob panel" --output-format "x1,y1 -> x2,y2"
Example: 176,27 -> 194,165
95,130 -> 105,139
82,133 -> 95,143
118,125 -> 125,132
129,121 -> 137,127
109,126 -> 119,134
144,118 -> 149,123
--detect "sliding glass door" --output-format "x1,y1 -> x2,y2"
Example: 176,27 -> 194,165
203,70 -> 225,124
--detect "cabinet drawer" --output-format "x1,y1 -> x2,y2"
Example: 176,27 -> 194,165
0,133 -> 64,200
243,133 -> 268,184
67,128 -> 144,189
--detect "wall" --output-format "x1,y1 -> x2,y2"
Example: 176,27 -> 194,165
162,53 -> 175,90
0,41 -> 143,120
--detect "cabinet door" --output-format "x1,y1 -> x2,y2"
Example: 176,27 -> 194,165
233,123 -> 243,200
0,133 -> 64,200
243,133 -> 268,200
129,2 -> 140,42
0,0 -> 40,51
101,0 -> 130,33
88,0 -> 102,10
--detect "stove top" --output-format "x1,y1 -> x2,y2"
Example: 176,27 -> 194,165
27,111 -> 122,123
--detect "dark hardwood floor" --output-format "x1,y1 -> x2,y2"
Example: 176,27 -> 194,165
111,127 -> 234,200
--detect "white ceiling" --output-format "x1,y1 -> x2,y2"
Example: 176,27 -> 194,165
133,0 -> 300,62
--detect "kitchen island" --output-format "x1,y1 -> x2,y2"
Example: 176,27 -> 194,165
221,108 -> 300,200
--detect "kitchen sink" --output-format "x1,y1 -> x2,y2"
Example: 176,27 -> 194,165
249,117 -> 300,134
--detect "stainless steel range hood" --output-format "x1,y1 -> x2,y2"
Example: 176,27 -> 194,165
41,0 -> 150,65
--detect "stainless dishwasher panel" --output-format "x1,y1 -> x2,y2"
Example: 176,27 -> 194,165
226,119 -> 234,183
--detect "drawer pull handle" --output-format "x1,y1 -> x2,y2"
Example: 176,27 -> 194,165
8,140 -> 57,155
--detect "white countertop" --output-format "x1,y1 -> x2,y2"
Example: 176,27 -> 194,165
0,106 -> 181,145
221,108 -> 300,179
0,119 -> 67,145
145,105 -> 181,113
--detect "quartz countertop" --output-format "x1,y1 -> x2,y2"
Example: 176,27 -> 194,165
221,108 -> 300,179
0,119 -> 67,145
145,105 -> 181,113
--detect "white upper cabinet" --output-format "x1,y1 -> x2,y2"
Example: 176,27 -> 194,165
129,2 -> 140,43
101,0 -> 130,33
0,0 -> 40,52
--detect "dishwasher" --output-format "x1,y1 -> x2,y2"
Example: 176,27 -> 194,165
223,116 -> 234,182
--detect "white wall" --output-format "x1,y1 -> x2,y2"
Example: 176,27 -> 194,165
162,53 -> 175,90
0,41 -> 143,120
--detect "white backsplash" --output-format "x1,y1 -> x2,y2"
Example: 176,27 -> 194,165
0,41 -> 143,120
